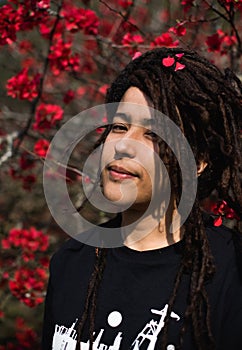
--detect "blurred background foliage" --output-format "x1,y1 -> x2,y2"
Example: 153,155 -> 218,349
0,0 -> 241,348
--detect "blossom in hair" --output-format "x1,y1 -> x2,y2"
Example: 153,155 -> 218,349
162,53 -> 185,71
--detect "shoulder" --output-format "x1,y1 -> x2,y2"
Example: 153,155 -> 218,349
49,237 -> 95,282
206,224 -> 240,254
49,215 -> 121,274
206,224 -> 242,281
206,224 -> 236,251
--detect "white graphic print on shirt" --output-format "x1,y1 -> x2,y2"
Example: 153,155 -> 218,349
52,304 -> 181,350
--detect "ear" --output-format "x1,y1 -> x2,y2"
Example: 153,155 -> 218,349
197,161 -> 207,177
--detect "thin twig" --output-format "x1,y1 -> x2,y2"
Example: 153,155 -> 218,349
13,0 -> 64,156
99,0 -> 145,36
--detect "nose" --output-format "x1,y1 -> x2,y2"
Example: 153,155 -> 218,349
114,133 -> 138,159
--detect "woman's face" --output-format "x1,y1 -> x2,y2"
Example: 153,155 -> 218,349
101,87 -> 164,212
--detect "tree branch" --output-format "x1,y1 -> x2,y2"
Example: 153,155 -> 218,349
12,0 -> 64,157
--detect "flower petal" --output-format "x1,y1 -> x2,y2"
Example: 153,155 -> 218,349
214,216 -> 223,227
162,56 -> 175,67
175,62 -> 186,71
175,53 -> 184,59
132,51 -> 142,60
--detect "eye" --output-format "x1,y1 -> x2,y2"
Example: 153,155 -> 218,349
111,123 -> 128,133
145,130 -> 159,141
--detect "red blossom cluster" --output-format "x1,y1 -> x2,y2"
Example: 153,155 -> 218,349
206,29 -> 237,53
202,199 -> 240,226
61,4 -> 99,35
219,0 -> 242,10
211,200 -> 240,226
169,23 -> 186,37
121,33 -> 144,54
9,152 -> 37,191
0,4 -> 20,45
15,318 -> 38,348
19,152 -> 35,170
118,0 -> 134,9
9,267 -> 48,307
6,69 -> 41,101
1,226 -> 49,307
151,32 -> 179,48
33,103 -> 64,131
39,17 -> 57,39
0,318 -> 38,349
181,0 -> 195,12
10,168 -> 37,190
2,227 -> 49,254
19,39 -> 33,54
48,39 -> 80,75
0,0 -> 50,46
34,139 -> 50,158
63,89 -> 75,104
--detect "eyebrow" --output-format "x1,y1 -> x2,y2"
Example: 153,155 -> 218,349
114,112 -> 155,126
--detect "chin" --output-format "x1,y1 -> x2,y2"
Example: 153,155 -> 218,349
103,189 -> 132,207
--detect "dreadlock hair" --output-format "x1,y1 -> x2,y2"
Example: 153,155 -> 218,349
76,47 -> 242,350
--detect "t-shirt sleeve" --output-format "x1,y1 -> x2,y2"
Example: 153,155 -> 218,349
217,262 -> 242,348
41,264 -> 55,350
207,226 -> 242,349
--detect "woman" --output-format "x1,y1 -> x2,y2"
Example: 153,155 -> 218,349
42,48 -> 242,350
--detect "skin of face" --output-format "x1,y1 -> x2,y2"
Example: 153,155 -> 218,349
101,87 -> 207,250
101,87 -> 163,213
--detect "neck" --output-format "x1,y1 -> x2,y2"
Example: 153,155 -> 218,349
121,203 -> 184,251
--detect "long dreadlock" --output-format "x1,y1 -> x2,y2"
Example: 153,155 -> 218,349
76,47 -> 242,350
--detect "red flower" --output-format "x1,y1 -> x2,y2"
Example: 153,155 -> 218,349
98,84 -> 109,96
39,17 -> 57,39
0,4 -> 20,45
169,23 -> 186,37
39,256 -> 50,268
206,33 -> 223,52
34,139 -> 50,157
48,39 -> 80,75
2,226 -> 49,255
9,267 -> 48,307
6,68 -> 41,101
16,0 -> 50,31
63,89 -> 75,104
118,0 -> 134,9
61,5 -> 99,35
33,103 -> 63,131
18,40 -> 33,53
203,198 -> 240,227
36,0 -> 50,9
122,33 -> 144,46
19,152 -> 35,170
22,174 -> 36,191
181,0 -> 194,12
151,32 -> 179,48
0,1 -> 50,45
16,322 -> 37,349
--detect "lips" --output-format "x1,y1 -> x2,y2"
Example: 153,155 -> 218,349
107,164 -> 138,180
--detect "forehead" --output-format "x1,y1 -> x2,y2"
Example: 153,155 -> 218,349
115,87 -> 154,127
120,86 -> 152,106
113,110 -> 155,128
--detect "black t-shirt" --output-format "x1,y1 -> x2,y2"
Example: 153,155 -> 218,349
42,223 -> 242,350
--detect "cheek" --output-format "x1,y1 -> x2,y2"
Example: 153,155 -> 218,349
142,154 -> 163,192
100,140 -> 113,168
